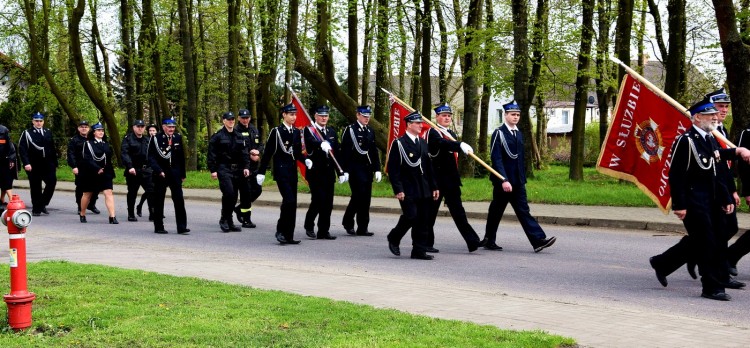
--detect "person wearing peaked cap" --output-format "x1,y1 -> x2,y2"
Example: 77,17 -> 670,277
68,119 -> 101,217
148,116 -> 190,235
424,103 -> 485,253
208,111 -> 251,232
303,104 -> 345,240
649,99 -> 750,301
0,124 -> 17,210
386,110 -> 439,260
122,119 -> 154,222
19,111 -> 58,216
340,105 -> 381,236
483,101 -> 557,253
258,103 -> 310,244
135,123 -> 160,220
234,108 -> 264,228
78,123 -> 118,224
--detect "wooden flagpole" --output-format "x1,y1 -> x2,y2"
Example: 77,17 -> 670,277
381,88 -> 505,181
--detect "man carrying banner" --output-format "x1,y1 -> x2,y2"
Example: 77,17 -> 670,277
483,101 -> 556,252
258,103 -> 312,244
650,100 -> 750,301
386,111 -> 439,260
425,103 -> 484,252
340,105 -> 381,236
303,105 -> 347,240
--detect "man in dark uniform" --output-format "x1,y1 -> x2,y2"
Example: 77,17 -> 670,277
148,118 -> 190,235
258,103 -> 311,244
234,108 -> 263,228
121,119 -> 154,222
340,105 -> 381,236
67,120 -> 99,215
303,105 -> 348,240
425,103 -> 484,252
386,111 -> 439,260
18,112 -> 58,216
650,100 -> 750,301
208,111 -> 251,232
483,101 -> 556,252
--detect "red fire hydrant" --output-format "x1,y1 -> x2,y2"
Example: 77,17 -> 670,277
3,194 -> 35,330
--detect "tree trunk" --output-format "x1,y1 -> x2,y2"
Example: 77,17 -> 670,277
90,0 -> 114,102
409,0 -> 423,107
478,0 -> 494,156
142,0 -> 169,121
361,0 -> 375,105
374,0 -> 392,125
347,0 -> 359,100
178,0 -> 198,170
227,0 -> 240,112
396,1 -> 407,96
436,0 -> 449,102
663,0 -> 686,102
596,0 -> 613,147
459,0 -> 483,177
120,0 -> 136,124
712,0 -> 750,134
614,0 -> 634,83
420,0 -> 432,116
197,0 -> 214,139
512,0 -> 535,177
569,0 -> 594,181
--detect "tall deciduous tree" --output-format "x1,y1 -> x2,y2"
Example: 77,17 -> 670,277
712,0 -> 750,132
459,0 -> 483,176
569,0 -> 595,180
120,0 -> 136,124
227,0 -> 240,112
595,0 -> 614,146
178,0 -> 199,169
614,0 -> 633,83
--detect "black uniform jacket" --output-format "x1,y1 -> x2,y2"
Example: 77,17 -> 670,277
303,125 -> 340,180
67,134 -> 87,168
121,132 -> 151,171
340,122 -> 380,182
148,132 -> 187,179
19,127 -> 58,167
387,134 -> 437,199
81,139 -> 115,179
258,125 -> 306,181
207,127 -> 251,173
426,127 -> 462,188
490,124 -> 524,186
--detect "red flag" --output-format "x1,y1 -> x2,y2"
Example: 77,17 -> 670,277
290,93 -> 313,180
596,74 -> 691,213
385,95 -> 431,173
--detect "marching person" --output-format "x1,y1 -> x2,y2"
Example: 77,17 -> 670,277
234,108 -> 263,228
78,123 -> 118,224
303,105 -> 347,240
340,105 -> 380,236
121,120 -> 154,222
208,112 -> 250,232
18,111 -> 58,216
386,111 -> 439,260
650,100 -> 750,301
68,120 -> 100,216
425,103 -> 484,252
0,124 -> 16,209
148,118 -> 190,235
136,124 -> 159,220
483,101 -> 556,252
258,103 -> 311,244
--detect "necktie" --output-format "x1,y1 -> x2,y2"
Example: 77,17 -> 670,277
512,130 -> 517,138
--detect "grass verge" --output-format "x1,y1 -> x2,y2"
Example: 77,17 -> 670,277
0,261 -> 575,347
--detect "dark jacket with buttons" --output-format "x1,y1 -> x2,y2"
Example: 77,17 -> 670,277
340,122 -> 380,182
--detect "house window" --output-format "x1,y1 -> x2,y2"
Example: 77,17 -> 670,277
562,110 -> 569,124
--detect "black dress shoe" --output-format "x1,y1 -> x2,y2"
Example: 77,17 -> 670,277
484,243 -> 503,251
317,233 -> 337,240
136,205 -> 143,217
649,257 -> 668,287
88,207 -> 101,214
41,207 -> 49,214
276,232 -> 288,244
242,220 -> 256,228
468,243 -> 478,252
234,207 -> 245,224
306,230 -> 316,238
109,217 -> 119,224
345,228 -> 356,235
724,278 -> 746,289
32,211 -> 41,217
425,247 -> 440,253
356,231 -> 374,236
533,236 -> 557,253
219,219 -> 231,233
728,264 -> 738,277
154,229 -> 168,234
701,291 -> 731,301
410,252 -> 434,260
228,225 -> 242,232
128,215 -> 138,222
286,239 -> 301,244
687,261 -> 698,280
177,229 -> 191,235
79,215 -> 87,223
478,238 -> 488,248
388,241 -> 401,256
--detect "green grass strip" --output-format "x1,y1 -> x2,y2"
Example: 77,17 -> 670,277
0,261 -> 574,347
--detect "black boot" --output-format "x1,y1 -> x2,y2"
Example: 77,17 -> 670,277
242,211 -> 256,228
234,206 -> 245,224
136,203 -> 143,217
219,218 -> 231,232
227,217 -> 242,232
109,216 -> 119,224
128,209 -> 137,222
148,207 -> 154,221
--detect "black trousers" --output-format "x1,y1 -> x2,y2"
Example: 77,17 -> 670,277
26,164 -> 56,213
276,177 -> 298,240
75,175 -> 98,211
236,175 -> 262,214
217,168 -> 246,220
426,184 -> 482,249
484,183 -> 546,248
152,169 -> 187,232
125,168 -> 153,215
728,231 -> 750,267
342,176 -> 372,233
387,196 -> 430,254
304,172 -> 335,233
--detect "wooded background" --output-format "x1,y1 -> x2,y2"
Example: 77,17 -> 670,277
0,0 -> 748,180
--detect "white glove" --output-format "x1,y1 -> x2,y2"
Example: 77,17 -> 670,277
374,171 -> 382,183
256,174 -> 265,186
320,141 -> 332,154
305,159 -> 313,169
339,172 -> 349,184
460,142 -> 474,155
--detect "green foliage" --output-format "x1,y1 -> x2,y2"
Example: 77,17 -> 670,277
0,261 -> 575,347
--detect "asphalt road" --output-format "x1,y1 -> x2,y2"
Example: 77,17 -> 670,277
15,190 -> 749,326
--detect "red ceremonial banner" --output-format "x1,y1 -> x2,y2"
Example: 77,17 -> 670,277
596,74 -> 691,213
385,95 -> 430,173
290,93 -> 313,180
